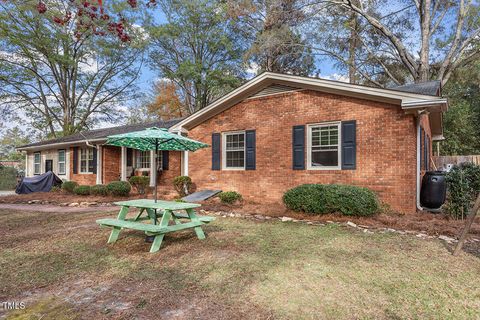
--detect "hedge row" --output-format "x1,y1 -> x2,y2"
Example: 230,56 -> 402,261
283,184 -> 379,216
62,181 -> 131,197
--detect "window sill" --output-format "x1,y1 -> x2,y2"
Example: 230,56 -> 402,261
222,167 -> 245,171
307,166 -> 342,171
78,172 -> 94,175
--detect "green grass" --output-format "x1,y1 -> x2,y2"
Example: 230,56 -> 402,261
0,209 -> 479,319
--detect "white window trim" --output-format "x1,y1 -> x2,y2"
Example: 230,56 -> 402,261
307,121 -> 342,170
33,152 -> 41,175
222,130 -> 246,170
79,147 -> 94,174
58,149 -> 66,175
134,150 -> 162,172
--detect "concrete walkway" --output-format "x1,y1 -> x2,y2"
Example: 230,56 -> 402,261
0,191 -> 16,197
0,203 -> 119,213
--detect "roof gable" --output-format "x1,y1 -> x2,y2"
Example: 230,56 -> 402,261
171,72 -> 448,131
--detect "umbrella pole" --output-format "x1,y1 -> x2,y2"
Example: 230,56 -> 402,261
147,139 -> 159,244
155,139 -> 158,203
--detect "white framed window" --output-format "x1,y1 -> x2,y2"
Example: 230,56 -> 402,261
79,147 -> 94,173
138,150 -> 150,169
307,122 -> 341,170
222,131 -> 245,170
135,150 -> 162,170
58,150 -> 66,175
33,152 -> 41,174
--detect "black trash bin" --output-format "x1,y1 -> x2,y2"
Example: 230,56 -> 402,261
420,171 -> 447,210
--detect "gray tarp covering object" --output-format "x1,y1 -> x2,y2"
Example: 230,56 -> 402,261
15,171 -> 62,194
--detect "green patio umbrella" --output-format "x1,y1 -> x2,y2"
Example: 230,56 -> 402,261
106,127 -> 209,202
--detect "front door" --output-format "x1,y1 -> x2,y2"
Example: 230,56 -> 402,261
45,160 -> 53,173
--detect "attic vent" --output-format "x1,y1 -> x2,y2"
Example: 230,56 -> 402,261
248,84 -> 301,99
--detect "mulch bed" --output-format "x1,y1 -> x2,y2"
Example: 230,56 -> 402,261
1,191 -> 479,238
200,198 -> 480,238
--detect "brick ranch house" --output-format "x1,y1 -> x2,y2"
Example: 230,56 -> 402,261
19,73 -> 447,213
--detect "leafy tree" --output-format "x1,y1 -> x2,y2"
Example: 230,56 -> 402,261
146,80 -> 187,120
148,0 -> 245,114
0,126 -> 32,161
0,0 -> 147,137
229,0 -> 315,76
313,0 -> 480,86
441,60 -> 480,155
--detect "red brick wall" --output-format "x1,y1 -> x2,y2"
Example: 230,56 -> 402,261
159,151 -> 182,187
187,89 -> 419,213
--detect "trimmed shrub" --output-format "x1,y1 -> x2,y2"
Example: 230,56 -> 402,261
283,184 -> 379,216
73,185 -> 91,196
129,176 -> 149,195
173,176 -> 192,197
218,191 -> 242,204
106,181 -> 131,197
91,184 -> 108,196
62,181 -> 78,193
445,163 -> 480,219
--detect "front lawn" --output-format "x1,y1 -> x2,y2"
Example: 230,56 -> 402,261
0,208 -> 479,319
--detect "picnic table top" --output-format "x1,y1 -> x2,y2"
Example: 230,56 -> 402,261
113,199 -> 201,210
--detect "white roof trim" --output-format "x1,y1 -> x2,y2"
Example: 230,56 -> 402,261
171,72 -> 448,131
17,138 -> 106,151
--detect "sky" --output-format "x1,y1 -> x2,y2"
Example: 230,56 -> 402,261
134,8 -> 342,96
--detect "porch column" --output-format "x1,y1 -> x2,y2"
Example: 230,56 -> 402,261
149,150 -> 156,187
121,146 -> 127,181
96,145 -> 103,184
182,151 -> 189,176
24,153 -> 28,177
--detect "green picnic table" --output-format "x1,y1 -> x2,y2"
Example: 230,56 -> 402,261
96,199 -> 215,253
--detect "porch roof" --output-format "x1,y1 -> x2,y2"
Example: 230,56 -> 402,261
17,118 -> 184,151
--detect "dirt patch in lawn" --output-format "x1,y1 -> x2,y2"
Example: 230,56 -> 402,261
200,198 -> 480,238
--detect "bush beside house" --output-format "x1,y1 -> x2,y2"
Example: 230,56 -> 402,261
62,181 -> 78,193
106,181 -> 131,196
73,185 -> 91,196
218,191 -> 242,204
445,163 -> 480,219
173,176 -> 192,197
283,184 -> 379,216
91,184 -> 108,196
129,176 -> 149,195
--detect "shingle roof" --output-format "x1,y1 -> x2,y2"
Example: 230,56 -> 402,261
391,81 -> 441,96
19,118 -> 184,149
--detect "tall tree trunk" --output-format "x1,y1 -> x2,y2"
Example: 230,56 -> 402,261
348,10 -> 359,84
418,0 -> 431,83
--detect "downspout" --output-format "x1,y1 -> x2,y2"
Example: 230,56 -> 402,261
416,109 -> 428,211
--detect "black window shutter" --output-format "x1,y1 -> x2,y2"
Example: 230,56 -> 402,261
245,130 -> 256,170
212,133 -> 221,170
126,148 -> 133,167
72,147 -> 78,174
341,120 -> 357,170
91,148 -> 97,174
162,151 -> 169,170
292,125 -> 305,170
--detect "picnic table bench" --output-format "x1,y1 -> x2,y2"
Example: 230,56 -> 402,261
96,199 -> 215,253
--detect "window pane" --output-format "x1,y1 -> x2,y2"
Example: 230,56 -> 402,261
58,150 -> 65,162
59,163 -> 65,174
226,150 -> 244,168
311,150 -> 338,167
